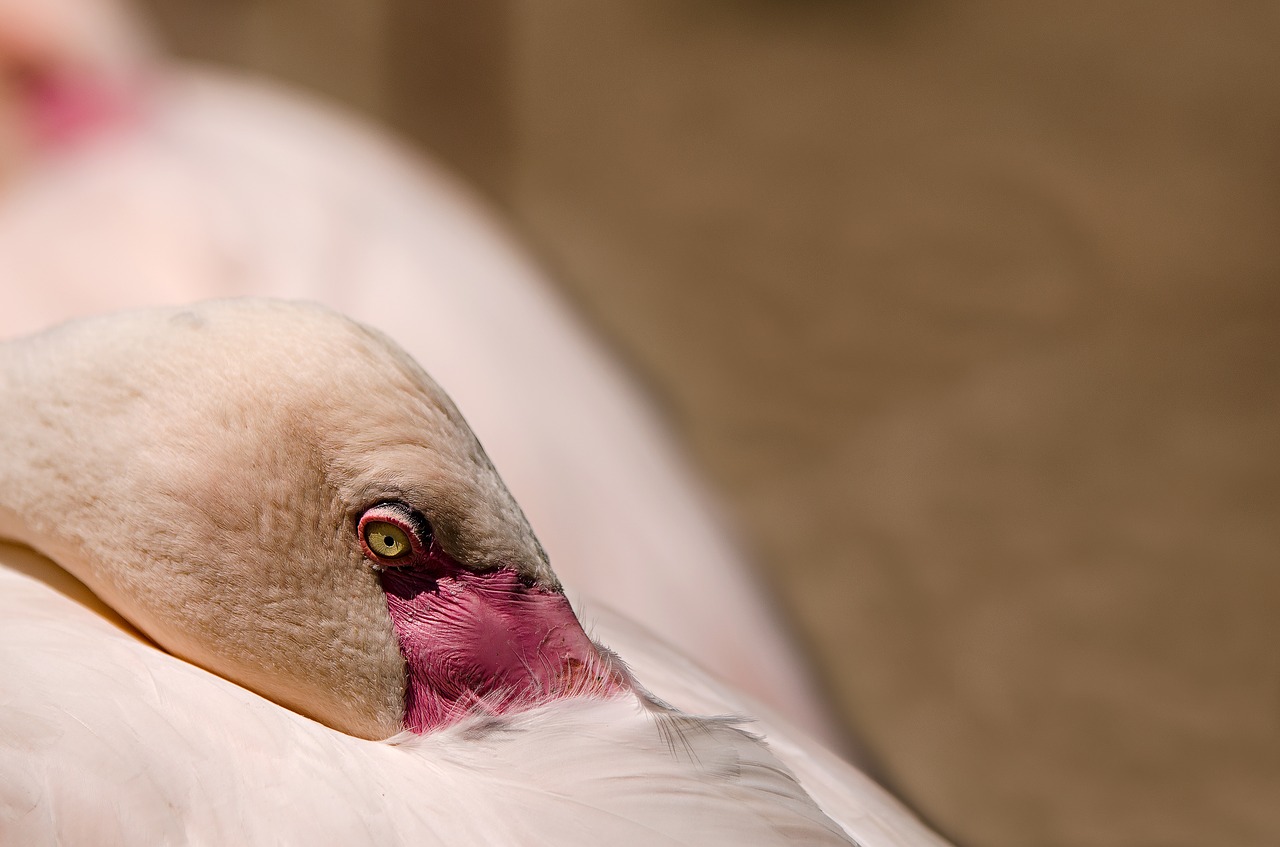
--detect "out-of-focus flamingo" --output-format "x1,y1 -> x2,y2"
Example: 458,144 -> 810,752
0,0 -> 148,165
0,300 -> 944,845
0,0 -> 845,744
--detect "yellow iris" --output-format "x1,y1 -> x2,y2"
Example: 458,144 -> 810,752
364,521 -> 411,559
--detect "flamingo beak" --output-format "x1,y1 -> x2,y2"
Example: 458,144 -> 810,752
378,542 -> 631,733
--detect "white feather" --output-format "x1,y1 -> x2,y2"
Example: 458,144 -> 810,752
0,542 -> 947,846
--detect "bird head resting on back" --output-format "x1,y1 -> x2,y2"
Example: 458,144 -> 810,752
0,298 -> 629,739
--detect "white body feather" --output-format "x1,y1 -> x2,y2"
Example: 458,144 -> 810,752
0,542 -> 945,846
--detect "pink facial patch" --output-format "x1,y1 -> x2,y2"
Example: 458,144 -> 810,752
379,544 -> 629,734
16,68 -> 131,147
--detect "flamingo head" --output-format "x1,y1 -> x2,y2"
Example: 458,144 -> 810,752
0,299 -> 630,739
0,0 -> 150,166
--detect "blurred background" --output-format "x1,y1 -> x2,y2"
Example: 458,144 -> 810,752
70,1 -> 1280,844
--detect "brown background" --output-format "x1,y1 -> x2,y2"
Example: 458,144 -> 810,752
135,2 -> 1280,845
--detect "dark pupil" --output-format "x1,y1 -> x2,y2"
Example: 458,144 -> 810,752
383,535 -> 396,548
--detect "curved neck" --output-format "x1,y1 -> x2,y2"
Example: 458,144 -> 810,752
0,331 -> 125,576
1,337 -> 59,551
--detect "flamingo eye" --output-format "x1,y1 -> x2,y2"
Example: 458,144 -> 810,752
358,503 -> 429,563
364,521 -> 411,559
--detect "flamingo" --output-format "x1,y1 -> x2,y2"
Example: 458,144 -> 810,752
0,299 -> 947,845
0,0 -> 843,744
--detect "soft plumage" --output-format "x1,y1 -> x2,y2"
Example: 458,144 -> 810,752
0,548 -> 844,845
0,300 -> 947,846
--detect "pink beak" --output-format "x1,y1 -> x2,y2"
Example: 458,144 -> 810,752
379,542 -> 631,733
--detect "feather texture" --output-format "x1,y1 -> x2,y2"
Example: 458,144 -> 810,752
1,543 -> 870,846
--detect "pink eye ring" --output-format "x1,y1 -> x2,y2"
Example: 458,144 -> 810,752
358,503 -> 430,564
